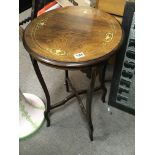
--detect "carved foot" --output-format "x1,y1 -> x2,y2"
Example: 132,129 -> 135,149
89,128 -> 94,141
44,111 -> 50,127
101,87 -> 107,103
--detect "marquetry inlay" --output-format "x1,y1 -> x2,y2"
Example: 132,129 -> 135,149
24,6 -> 123,66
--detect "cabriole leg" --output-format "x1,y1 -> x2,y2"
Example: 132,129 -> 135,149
86,66 -> 97,141
65,70 -> 70,92
30,56 -> 51,127
99,62 -> 108,103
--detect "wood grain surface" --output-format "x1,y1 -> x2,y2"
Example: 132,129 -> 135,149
23,6 -> 123,68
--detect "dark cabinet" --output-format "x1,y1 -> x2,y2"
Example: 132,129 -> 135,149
19,0 -> 31,13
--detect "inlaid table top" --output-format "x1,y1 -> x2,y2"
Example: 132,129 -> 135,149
23,6 -> 123,68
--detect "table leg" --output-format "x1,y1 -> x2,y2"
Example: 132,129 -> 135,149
30,56 -> 51,127
99,62 -> 107,103
65,70 -> 70,92
86,66 -> 97,141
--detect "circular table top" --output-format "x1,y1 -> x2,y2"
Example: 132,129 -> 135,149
24,6 -> 123,68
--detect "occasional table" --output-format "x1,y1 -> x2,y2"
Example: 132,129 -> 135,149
23,6 -> 123,141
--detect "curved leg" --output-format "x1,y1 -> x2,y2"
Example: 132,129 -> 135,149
30,56 -> 51,127
99,62 -> 108,103
86,67 -> 97,141
64,70 -> 70,92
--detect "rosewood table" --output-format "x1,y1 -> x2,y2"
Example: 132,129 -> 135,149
23,6 -> 123,141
